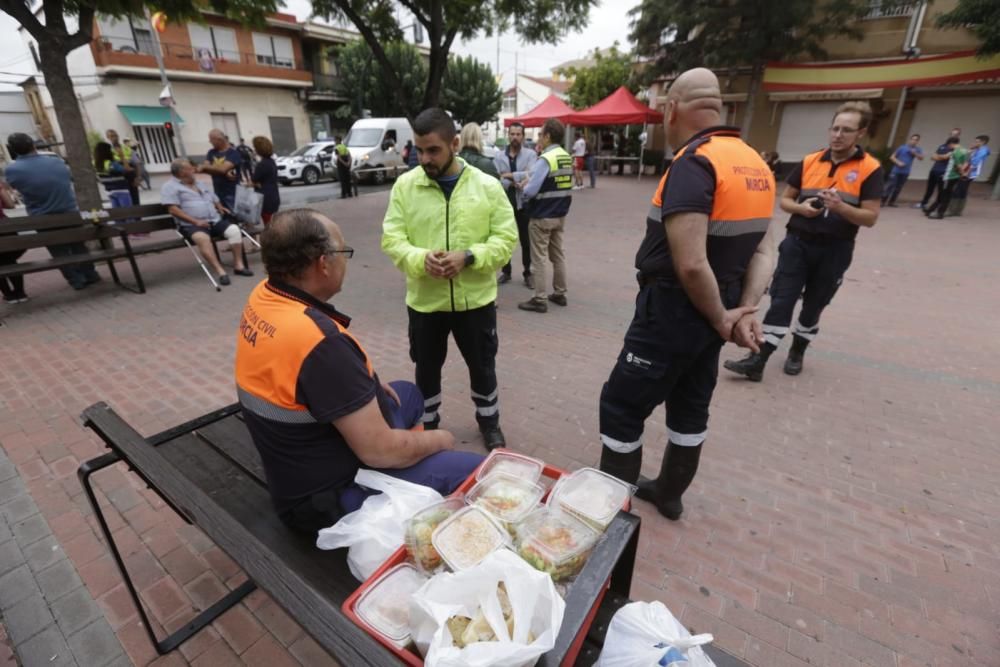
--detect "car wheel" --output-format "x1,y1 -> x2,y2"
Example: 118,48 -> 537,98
303,167 -> 320,185
373,166 -> 387,185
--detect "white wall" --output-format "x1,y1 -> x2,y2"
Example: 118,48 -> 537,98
78,78 -> 311,168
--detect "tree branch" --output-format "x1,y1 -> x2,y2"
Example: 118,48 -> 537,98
0,0 -> 46,41
66,6 -> 96,50
330,0 -> 411,115
43,0 -> 67,37
396,0 -> 430,29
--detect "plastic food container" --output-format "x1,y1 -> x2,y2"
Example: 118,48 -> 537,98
466,472 -> 545,526
431,505 -> 509,571
354,563 -> 428,649
404,496 -> 467,573
475,450 -> 545,484
516,508 -> 599,581
547,467 -> 635,531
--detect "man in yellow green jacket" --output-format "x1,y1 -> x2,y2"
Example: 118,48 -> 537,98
382,108 -> 517,450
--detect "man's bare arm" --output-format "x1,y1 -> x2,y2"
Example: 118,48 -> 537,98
666,212 -> 756,342
740,220 -> 777,308
167,204 -> 207,227
334,397 -> 453,469
199,160 -> 235,176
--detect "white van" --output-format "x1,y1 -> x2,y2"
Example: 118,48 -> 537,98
345,118 -> 413,184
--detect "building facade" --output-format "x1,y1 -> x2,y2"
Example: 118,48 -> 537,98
646,0 -> 998,182
19,11 -> 314,172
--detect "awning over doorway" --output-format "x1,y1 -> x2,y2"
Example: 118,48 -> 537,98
117,105 -> 184,125
763,51 -> 1000,91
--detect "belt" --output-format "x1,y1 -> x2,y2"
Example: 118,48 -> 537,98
637,272 -> 742,294
789,229 -> 849,244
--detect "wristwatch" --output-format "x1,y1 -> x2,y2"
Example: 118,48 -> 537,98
464,250 -> 475,267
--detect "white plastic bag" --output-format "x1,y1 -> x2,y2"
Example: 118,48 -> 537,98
597,601 -> 716,667
233,183 -> 263,224
315,470 -> 443,581
410,549 -> 565,667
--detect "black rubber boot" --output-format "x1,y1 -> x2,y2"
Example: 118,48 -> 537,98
635,442 -> 702,521
784,335 -> 809,375
598,447 -> 642,485
723,342 -> 775,382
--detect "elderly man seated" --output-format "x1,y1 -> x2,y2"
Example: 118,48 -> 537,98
234,208 -> 483,533
161,158 -> 252,286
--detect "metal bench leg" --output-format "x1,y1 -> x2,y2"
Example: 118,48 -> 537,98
118,233 -> 146,294
78,453 -> 256,655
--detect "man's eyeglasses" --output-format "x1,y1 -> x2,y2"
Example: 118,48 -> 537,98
325,246 -> 354,259
829,126 -> 860,136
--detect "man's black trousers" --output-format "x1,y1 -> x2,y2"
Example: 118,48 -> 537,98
761,232 -> 854,347
407,303 -> 500,429
502,206 -> 532,278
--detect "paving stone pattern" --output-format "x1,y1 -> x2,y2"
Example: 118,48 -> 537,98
0,178 -> 998,666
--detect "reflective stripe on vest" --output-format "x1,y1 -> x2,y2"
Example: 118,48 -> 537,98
532,146 -> 573,217
798,149 -> 881,205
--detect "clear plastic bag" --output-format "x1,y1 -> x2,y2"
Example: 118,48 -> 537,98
316,470 -> 443,581
597,601 -> 716,667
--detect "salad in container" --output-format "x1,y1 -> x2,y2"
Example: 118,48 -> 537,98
466,472 -> 545,528
431,505 -> 509,571
515,507 -> 599,581
354,563 -> 427,649
475,450 -> 545,484
547,467 -> 635,531
404,496 -> 466,573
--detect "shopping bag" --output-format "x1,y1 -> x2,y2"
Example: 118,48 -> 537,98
597,601 -> 715,667
233,183 -> 263,225
315,470 -> 443,581
410,549 -> 565,667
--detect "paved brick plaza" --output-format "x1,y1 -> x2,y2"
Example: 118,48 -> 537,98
1,177 -> 998,667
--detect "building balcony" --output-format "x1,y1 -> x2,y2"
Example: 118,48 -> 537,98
306,73 -> 349,102
92,37 -> 313,88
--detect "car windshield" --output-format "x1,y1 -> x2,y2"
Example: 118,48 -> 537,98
345,129 -> 382,148
288,144 -> 322,158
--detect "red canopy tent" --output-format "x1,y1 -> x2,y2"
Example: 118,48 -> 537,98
503,94 -> 575,127
566,86 -> 663,126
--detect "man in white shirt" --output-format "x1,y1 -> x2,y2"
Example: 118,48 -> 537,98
572,132 -> 586,189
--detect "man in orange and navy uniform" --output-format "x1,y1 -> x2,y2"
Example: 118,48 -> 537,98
598,68 -> 777,521
235,208 -> 482,534
725,101 -> 882,382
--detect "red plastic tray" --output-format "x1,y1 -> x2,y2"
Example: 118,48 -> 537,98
342,454 -> 620,666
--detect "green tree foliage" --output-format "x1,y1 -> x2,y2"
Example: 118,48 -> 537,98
936,0 -> 1000,56
311,0 -> 598,116
629,0 -> 878,137
0,0 -> 277,209
336,40 -> 427,119
560,43 -> 638,110
441,55 -> 502,125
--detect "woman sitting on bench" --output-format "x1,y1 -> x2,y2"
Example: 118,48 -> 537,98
161,158 -> 253,286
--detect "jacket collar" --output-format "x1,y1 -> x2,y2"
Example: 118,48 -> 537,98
675,125 -> 742,154
818,145 -> 866,164
414,156 -> 469,187
265,279 -> 351,328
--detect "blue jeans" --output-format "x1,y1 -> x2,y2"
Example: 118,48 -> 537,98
338,380 -> 484,512
882,171 -> 908,204
47,243 -> 100,290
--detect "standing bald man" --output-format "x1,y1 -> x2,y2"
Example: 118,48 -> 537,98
199,129 -> 243,211
598,68 -> 778,520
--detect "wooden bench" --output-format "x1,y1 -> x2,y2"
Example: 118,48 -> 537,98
79,403 -> 747,666
0,204 -> 251,294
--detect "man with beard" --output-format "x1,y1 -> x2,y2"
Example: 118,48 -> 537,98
382,108 -> 517,451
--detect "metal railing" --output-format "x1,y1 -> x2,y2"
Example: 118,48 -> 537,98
95,36 -> 307,71
863,2 -> 915,20
310,73 -> 347,94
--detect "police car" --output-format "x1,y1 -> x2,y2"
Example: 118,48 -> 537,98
275,141 -> 339,186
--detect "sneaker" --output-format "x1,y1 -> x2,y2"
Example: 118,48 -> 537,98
517,297 -> 548,313
234,267 -> 254,277
479,424 -> 506,451
523,275 -> 534,289
911,203 -> 924,209
547,294 -> 567,307
497,273 -> 511,285
218,274 -> 231,286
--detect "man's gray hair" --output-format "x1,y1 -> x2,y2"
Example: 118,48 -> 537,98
170,158 -> 191,177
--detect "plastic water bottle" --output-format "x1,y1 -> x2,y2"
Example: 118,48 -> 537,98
655,643 -> 688,666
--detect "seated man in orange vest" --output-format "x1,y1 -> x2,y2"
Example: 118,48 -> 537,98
234,208 -> 483,534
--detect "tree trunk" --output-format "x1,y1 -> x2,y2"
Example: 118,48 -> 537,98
423,48 -> 446,109
742,61 -> 764,142
38,39 -> 102,211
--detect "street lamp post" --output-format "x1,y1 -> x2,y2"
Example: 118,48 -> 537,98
145,9 -> 188,159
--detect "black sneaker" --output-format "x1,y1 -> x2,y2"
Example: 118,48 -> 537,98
234,267 -> 254,277
479,425 -> 506,451
518,298 -> 547,313
547,294 -> 567,307
218,274 -> 231,286
523,274 -> 534,289
497,273 -> 511,284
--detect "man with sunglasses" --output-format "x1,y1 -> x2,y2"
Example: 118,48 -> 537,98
725,101 -> 882,382
235,208 -> 482,534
